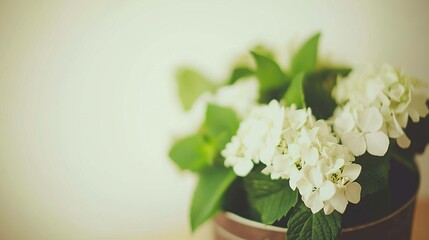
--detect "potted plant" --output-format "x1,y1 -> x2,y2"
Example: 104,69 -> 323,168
169,33 -> 429,240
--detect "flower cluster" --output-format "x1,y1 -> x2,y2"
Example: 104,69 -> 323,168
332,65 -> 429,156
221,100 -> 284,176
222,101 -> 362,214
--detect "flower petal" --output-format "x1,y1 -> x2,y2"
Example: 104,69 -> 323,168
365,80 -> 383,102
289,109 -> 308,130
387,113 -> 404,138
319,181 -> 336,201
305,192 -> 324,214
301,147 -> 319,166
334,110 -> 355,134
307,167 -> 323,188
341,131 -> 366,156
342,163 -> 362,182
296,179 -> 312,200
325,158 -> 346,175
358,107 -> 383,132
345,182 -> 361,204
365,131 -> 389,156
288,143 -> 300,159
397,134 -> 411,149
409,91 -> 429,122
260,145 -> 276,165
233,160 -> 254,177
324,203 -> 335,215
329,191 -> 348,214
388,83 -> 405,102
271,155 -> 290,173
289,168 -> 302,190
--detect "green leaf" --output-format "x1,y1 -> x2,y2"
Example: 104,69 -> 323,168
190,167 -> 236,231
283,72 -> 306,108
243,170 -> 298,224
251,51 -> 289,92
355,152 -> 391,198
291,33 -> 320,76
303,68 -> 351,119
228,67 -> 254,84
169,135 -> 215,171
287,202 -> 342,240
204,104 -> 240,150
252,45 -> 276,60
176,67 -> 217,111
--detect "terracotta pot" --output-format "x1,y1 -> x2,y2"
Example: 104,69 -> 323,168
213,160 -> 419,240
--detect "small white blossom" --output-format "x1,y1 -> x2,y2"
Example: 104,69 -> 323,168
221,100 -> 284,176
333,64 -> 429,155
221,136 -> 254,176
335,106 -> 389,156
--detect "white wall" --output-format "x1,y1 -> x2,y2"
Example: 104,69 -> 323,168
0,1 -> 428,239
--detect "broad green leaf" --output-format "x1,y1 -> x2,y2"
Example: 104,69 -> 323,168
355,152 -> 391,198
228,45 -> 272,84
251,51 -> 289,92
287,202 -> 342,240
228,67 -> 254,84
169,135 -> 215,171
204,104 -> 240,150
291,33 -> 320,76
243,170 -> 298,224
190,167 -> 236,231
283,72 -> 306,108
176,67 -> 217,111
304,68 -> 351,119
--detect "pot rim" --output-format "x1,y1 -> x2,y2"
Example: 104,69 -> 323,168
222,190 -> 418,233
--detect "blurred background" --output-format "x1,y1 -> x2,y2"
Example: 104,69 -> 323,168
0,1 -> 428,239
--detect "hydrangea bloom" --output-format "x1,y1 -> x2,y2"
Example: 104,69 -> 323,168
223,102 -> 362,214
221,100 -> 284,176
264,106 -> 361,214
333,64 -> 429,155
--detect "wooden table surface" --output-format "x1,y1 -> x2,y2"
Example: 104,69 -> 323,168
412,199 -> 429,240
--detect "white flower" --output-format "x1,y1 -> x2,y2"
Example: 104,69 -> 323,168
333,65 -> 382,106
174,77 -> 259,137
322,163 -> 362,214
335,106 -> 389,156
222,136 -> 254,177
261,106 -> 362,214
221,100 -> 284,176
332,64 -> 429,154
294,143 -> 362,214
